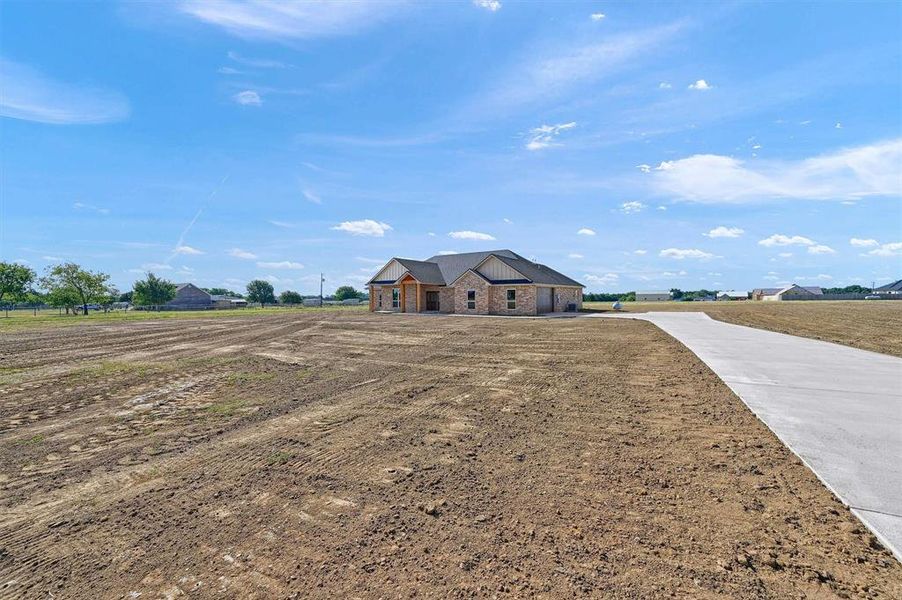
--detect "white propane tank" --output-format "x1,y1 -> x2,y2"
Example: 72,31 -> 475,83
612,301 -> 622,310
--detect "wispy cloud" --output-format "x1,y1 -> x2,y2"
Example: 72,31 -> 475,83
650,139 -> 902,203
659,248 -> 716,260
449,230 -> 496,241
704,226 -> 744,238
175,245 -> 204,255
865,242 -> 902,257
180,1 -> 401,40
619,201 -> 645,214
473,0 -> 501,11
269,220 -> 296,228
850,238 -> 879,247
688,79 -> 712,90
568,253 -> 584,259
758,234 -> 815,247
807,244 -> 836,255
525,122 -> 576,151
590,13 -> 606,21
228,248 -> 257,260
257,261 -> 304,269
226,51 -> 289,69
584,273 -> 619,286
333,219 -> 393,237
73,201 -> 110,215
233,90 -> 262,106
577,228 -> 596,236
0,58 -> 129,125
303,189 -> 322,204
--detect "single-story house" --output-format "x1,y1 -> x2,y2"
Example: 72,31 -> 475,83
875,279 -> 902,295
717,290 -> 749,301
211,295 -> 247,308
165,283 -> 213,309
760,284 -> 824,301
367,249 -> 584,315
635,291 -> 671,302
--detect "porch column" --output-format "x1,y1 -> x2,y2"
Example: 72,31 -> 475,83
369,286 -> 375,311
416,283 -> 421,312
400,284 -> 406,312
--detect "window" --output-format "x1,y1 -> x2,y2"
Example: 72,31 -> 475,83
506,289 -> 516,310
392,288 -> 400,308
466,289 -> 476,310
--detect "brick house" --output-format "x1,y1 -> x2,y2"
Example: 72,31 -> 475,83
367,250 -> 584,315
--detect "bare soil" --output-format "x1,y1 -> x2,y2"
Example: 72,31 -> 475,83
586,300 -> 902,358
1,312 -> 898,598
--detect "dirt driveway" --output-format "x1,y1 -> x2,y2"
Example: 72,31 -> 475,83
1,312 -> 899,598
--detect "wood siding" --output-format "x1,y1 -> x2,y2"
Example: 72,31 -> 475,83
476,256 -> 525,282
372,260 -> 406,282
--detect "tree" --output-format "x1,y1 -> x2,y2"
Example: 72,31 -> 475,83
669,288 -> 683,300
246,280 -> 276,305
279,290 -> 303,305
118,291 -> 133,303
334,285 -> 362,301
0,262 -> 35,304
133,272 -> 177,308
204,287 -> 244,298
40,263 -> 112,316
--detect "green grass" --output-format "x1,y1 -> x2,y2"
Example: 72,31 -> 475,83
15,434 -> 45,446
267,450 -> 293,466
204,398 -> 249,417
0,305 -> 367,332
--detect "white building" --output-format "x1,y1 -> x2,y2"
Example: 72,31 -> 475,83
635,291 -> 671,302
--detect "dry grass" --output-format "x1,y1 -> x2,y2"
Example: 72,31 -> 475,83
585,300 -> 902,357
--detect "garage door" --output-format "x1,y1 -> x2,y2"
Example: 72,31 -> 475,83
536,287 -> 553,313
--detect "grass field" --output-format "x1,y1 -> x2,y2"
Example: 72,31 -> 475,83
1,311 -> 899,598
0,304 -> 366,332
584,300 -> 902,358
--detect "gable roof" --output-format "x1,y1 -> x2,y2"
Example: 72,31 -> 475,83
368,249 -> 583,287
775,284 -> 823,296
876,279 -> 902,292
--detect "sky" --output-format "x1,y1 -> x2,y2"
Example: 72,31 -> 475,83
1,1 -> 900,295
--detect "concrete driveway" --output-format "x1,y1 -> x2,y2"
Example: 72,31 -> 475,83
598,311 -> 902,561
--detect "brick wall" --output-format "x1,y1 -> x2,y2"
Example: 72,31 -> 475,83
373,286 -> 401,312
453,272 -> 490,314
488,285 -> 536,315
552,287 -> 582,312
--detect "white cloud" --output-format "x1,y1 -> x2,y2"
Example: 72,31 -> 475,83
333,219 -> 393,237
269,220 -> 296,228
704,226 -> 744,238
577,228 -> 596,236
356,256 -> 387,264
180,1 -> 400,40
73,201 -> 110,215
758,234 -> 815,247
303,189 -> 322,204
652,139 -> 902,203
175,245 -> 204,255
141,262 -> 172,271
218,66 -> 241,75
657,205 -> 667,211
867,242 -> 902,257
228,248 -> 257,259
42,255 -> 62,261
473,0 -> 501,11
619,201 -> 645,214
850,238 -> 879,247
835,122 -> 843,129
525,121 -> 576,151
659,248 -> 715,260
590,12 -> 606,21
257,261 -> 305,270
763,274 -> 780,281
583,273 -> 619,286
807,244 -> 836,255
636,164 -> 652,173
437,250 -> 458,255
568,253 -> 584,259
688,79 -> 712,90
658,82 -> 672,89
233,90 -> 262,106
0,58 -> 130,125
634,249 -> 647,255
503,218 -> 513,224
449,230 -> 496,241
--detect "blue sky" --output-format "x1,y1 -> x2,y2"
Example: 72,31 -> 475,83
1,1 -> 900,294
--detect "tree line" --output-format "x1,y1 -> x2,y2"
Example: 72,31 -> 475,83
0,261 -> 366,315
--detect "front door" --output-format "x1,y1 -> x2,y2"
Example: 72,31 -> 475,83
425,291 -> 439,311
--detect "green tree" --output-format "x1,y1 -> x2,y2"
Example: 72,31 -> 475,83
279,290 -> 303,304
40,263 -> 112,316
0,262 -> 36,304
133,272 -> 177,308
246,280 -> 276,305
334,285 -> 362,301
204,287 -> 244,298
118,291 -> 133,303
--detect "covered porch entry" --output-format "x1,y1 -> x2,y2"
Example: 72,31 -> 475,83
371,274 -> 445,313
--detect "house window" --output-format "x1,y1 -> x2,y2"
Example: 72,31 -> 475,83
392,288 -> 400,308
506,289 -> 516,310
467,289 -> 476,310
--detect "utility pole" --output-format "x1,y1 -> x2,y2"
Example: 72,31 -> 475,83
320,273 -> 325,306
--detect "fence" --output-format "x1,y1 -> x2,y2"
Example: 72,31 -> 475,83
781,293 -> 902,301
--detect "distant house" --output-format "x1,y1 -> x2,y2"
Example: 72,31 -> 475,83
875,279 -> 902,295
211,295 -> 247,308
760,284 -> 823,301
367,249 -> 583,315
635,291 -> 671,302
165,283 -> 213,309
717,290 -> 749,301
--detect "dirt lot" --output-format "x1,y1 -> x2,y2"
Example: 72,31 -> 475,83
585,300 -> 902,358
1,312 -> 899,598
